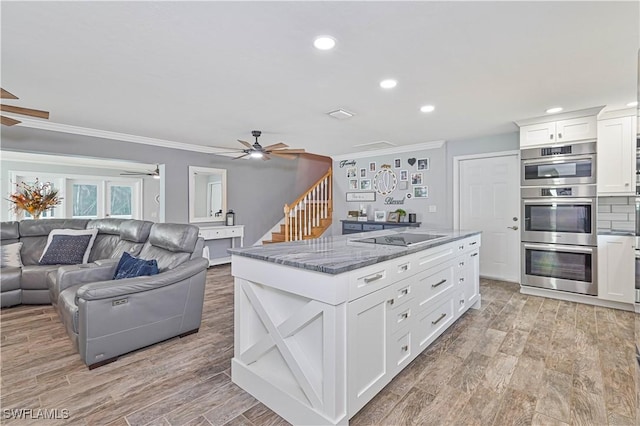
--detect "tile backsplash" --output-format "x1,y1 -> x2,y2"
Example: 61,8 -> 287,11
597,196 -> 636,232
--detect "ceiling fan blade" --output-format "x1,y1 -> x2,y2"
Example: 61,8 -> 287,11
262,142 -> 289,150
1,115 -> 21,126
237,139 -> 253,149
272,148 -> 306,154
233,153 -> 250,160
261,153 -> 271,161
269,152 -> 297,160
1,88 -> 18,100
1,104 -> 50,119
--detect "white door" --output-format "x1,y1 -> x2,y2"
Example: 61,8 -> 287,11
457,153 -> 520,282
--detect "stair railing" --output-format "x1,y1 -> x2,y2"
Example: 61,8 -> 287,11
283,168 -> 332,242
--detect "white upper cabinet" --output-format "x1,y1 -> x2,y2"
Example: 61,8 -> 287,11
520,116 -> 597,148
520,122 -> 556,147
597,115 -> 636,195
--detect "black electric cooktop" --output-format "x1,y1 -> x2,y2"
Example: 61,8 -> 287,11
354,232 -> 446,247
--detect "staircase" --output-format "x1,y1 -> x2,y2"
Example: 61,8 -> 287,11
263,168 -> 332,244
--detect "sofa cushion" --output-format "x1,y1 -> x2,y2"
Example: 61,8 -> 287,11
19,219 -> 90,265
1,221 -> 20,242
138,224 -> 199,271
113,252 -> 159,279
21,265 -> 62,290
40,229 -> 98,265
1,242 -> 23,268
0,267 -> 21,292
58,284 -> 82,335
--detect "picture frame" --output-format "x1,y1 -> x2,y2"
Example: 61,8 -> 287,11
360,168 -> 367,178
346,191 -> 376,202
369,162 -> 376,172
400,170 -> 408,181
417,158 -> 429,171
348,179 -> 358,190
387,212 -> 400,222
347,210 -> 360,218
374,211 -> 386,222
360,179 -> 371,190
346,167 -> 357,178
411,172 -> 423,185
394,158 -> 401,169
414,186 -> 428,198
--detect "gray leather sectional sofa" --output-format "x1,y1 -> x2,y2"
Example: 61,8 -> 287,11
0,219 -> 209,368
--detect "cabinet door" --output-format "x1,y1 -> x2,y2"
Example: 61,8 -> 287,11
597,116 -> 636,195
465,249 -> 480,306
347,286 -> 392,415
520,122 -> 556,148
597,235 -> 635,303
555,116 -> 597,143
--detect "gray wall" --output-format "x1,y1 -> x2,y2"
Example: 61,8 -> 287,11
1,126 -> 331,245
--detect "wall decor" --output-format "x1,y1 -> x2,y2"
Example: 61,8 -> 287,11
360,179 -> 371,190
406,193 -> 412,199
414,186 -> 428,198
347,210 -> 359,218
398,181 -> 408,190
417,158 -> 429,170
373,165 -> 398,196
339,160 -> 356,168
348,179 -> 358,190
411,172 -> 423,185
359,168 -> 367,178
407,158 -> 416,166
400,170 -> 408,181
384,196 -> 405,205
369,162 -> 376,172
387,212 -> 400,222
346,192 -> 376,202
394,158 -> 401,168
346,167 -> 357,178
374,211 -> 386,222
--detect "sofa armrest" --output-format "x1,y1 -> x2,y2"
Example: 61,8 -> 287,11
57,260 -> 119,288
76,257 -> 208,301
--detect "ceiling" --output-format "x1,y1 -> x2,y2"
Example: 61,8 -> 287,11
2,1 -> 638,157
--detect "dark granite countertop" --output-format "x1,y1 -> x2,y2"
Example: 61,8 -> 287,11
228,228 -> 481,275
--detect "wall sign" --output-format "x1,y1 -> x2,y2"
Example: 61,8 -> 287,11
384,196 -> 405,205
373,165 -> 397,196
339,160 -> 356,168
346,191 -> 376,202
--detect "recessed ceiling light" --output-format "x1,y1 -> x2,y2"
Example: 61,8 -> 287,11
627,101 -> 638,107
380,79 -> 397,89
546,107 -> 563,114
313,36 -> 336,50
420,105 -> 435,113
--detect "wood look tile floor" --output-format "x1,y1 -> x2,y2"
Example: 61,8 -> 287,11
1,266 -> 639,425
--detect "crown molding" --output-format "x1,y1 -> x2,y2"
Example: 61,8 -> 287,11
0,150 -> 156,171
11,117 -> 237,157
331,140 -> 445,161
513,106 -> 605,127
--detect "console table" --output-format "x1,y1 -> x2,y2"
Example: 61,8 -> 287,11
198,225 -> 244,266
341,219 -> 421,235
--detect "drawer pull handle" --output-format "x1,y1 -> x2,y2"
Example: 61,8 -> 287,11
459,278 -> 465,282
364,273 -> 383,283
400,288 -> 409,296
432,313 -> 447,325
471,253 -> 478,257
470,241 -> 477,246
460,299 -> 465,304
388,299 -> 395,305
400,312 -> 409,320
432,279 -> 447,288
401,345 -> 409,352
459,245 -> 464,250
459,262 -> 464,267
399,265 -> 409,271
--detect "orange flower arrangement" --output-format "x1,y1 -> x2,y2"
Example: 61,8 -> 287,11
8,179 -> 61,219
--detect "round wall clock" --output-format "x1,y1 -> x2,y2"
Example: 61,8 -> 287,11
373,167 -> 398,196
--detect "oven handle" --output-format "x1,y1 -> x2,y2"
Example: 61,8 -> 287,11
522,155 -> 595,165
522,198 -> 595,204
523,242 -> 595,254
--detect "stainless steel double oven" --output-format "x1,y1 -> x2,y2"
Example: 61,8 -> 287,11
520,142 -> 598,296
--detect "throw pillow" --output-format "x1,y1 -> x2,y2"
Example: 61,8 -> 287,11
39,228 -> 98,265
113,252 -> 159,280
1,242 -> 23,268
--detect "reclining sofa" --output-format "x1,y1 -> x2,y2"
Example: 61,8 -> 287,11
0,219 -> 208,369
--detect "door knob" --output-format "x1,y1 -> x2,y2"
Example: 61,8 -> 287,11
507,226 -> 519,230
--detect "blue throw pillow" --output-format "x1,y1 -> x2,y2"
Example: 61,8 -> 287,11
39,235 -> 93,265
113,252 -> 159,280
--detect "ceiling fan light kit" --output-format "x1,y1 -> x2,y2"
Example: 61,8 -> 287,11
212,130 -> 305,161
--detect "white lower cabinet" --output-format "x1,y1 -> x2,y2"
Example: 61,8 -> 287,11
597,235 -> 635,303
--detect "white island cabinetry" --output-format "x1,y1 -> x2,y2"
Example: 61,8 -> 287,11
231,231 -> 481,425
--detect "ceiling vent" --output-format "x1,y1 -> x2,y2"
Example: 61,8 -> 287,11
326,109 -> 354,120
353,140 -> 396,150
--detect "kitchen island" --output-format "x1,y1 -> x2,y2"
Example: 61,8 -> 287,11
229,228 -> 481,425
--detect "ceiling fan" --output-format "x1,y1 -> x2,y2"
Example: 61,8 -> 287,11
120,165 -> 160,179
1,88 -> 50,126
213,130 -> 305,160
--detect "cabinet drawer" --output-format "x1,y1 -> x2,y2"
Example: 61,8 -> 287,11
389,302 -> 414,335
363,224 -> 384,231
455,257 -> 467,285
415,297 -> 455,351
415,264 -> 454,312
349,258 -> 414,300
344,223 -> 363,231
388,328 -> 412,374
199,227 -> 240,240
415,243 -> 456,273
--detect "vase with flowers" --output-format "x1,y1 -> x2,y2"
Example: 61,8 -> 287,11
7,179 -> 62,220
